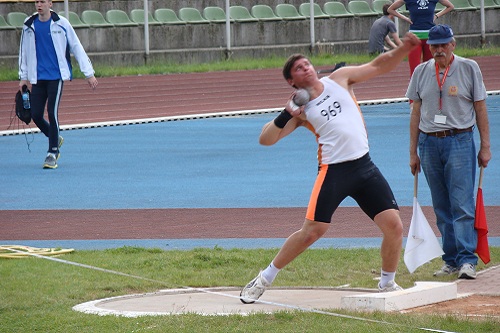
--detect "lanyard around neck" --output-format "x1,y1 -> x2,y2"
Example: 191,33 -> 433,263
434,55 -> 454,111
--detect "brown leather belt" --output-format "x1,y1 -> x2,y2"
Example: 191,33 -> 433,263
422,126 -> 473,138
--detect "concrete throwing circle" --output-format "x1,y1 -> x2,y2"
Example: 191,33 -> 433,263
72,287 -> 370,317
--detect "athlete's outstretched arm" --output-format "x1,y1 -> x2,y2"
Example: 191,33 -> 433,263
331,32 -> 420,87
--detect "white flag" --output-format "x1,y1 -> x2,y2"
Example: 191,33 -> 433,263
404,197 -> 444,273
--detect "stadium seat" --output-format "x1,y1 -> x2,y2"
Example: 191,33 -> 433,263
298,2 -> 331,18
203,6 -> 232,23
469,0 -> 500,8
154,8 -> 186,24
229,6 -> 259,22
372,0 -> 392,14
251,4 -> 282,21
323,2 -> 355,18
0,14 -> 16,29
178,7 -> 209,24
129,9 -> 162,25
275,4 -> 306,20
81,10 -> 113,27
59,11 -> 89,28
449,0 -> 476,10
106,9 -> 138,27
347,1 -> 378,16
6,12 -> 28,28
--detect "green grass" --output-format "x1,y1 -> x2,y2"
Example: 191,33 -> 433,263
2,45 -> 498,331
1,46 -> 498,82
1,246 -> 499,332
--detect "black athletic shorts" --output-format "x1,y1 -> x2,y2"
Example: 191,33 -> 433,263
306,153 -> 399,223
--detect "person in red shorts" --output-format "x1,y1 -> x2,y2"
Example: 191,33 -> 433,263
388,0 -> 454,77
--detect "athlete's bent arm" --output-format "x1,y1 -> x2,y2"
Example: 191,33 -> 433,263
259,115 -> 302,146
435,0 -> 454,20
388,0 -> 412,24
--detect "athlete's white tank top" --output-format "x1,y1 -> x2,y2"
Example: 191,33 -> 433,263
303,77 -> 369,164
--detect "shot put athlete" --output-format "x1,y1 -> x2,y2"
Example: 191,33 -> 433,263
240,32 -> 420,304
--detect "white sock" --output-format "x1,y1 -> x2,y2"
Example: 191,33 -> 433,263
379,270 -> 396,288
261,262 -> 280,284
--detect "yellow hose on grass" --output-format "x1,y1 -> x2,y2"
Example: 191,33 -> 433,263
0,245 -> 74,259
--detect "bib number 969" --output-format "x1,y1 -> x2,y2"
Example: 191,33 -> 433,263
320,101 -> 341,120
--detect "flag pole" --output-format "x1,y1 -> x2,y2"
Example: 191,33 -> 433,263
478,166 -> 484,189
413,172 -> 418,198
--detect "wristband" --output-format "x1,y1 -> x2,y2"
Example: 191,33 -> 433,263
273,109 -> 293,128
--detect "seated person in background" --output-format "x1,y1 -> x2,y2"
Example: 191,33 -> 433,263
368,4 -> 402,55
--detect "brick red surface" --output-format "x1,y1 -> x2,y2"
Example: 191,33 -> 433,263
1,56 -> 499,241
1,57 -> 499,129
1,206 -> 499,240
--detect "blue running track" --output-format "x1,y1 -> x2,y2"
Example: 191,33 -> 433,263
1,96 -> 499,249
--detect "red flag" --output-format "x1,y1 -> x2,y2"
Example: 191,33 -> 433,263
475,187 -> 490,264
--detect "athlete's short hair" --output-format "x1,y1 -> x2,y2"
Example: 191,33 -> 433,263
283,54 -> 308,81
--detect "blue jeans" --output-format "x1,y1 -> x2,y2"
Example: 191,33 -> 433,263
418,131 -> 478,267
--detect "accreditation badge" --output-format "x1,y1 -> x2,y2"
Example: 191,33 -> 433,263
434,114 -> 447,124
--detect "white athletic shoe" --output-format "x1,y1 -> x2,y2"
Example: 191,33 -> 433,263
378,280 -> 403,292
240,271 -> 271,304
458,263 -> 477,279
43,153 -> 59,169
433,264 -> 458,277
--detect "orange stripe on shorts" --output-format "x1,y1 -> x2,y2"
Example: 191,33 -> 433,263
306,164 -> 328,221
